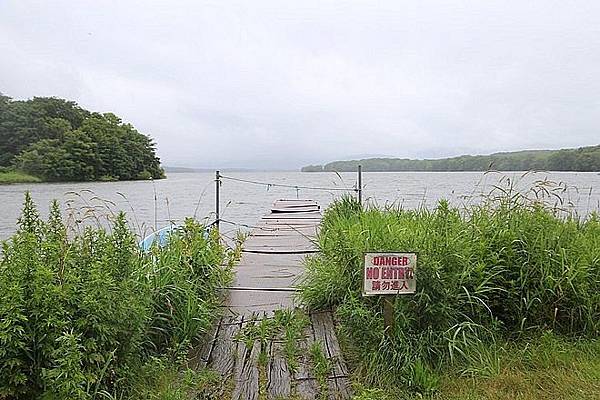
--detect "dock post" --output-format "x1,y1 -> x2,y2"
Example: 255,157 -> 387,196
215,170 -> 220,231
357,164 -> 362,206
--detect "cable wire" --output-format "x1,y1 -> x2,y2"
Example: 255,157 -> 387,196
219,174 -> 357,192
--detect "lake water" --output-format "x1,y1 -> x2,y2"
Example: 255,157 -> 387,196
1,171 -> 599,240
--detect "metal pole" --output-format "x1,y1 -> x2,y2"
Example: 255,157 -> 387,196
215,170 -> 220,231
358,164 -> 363,206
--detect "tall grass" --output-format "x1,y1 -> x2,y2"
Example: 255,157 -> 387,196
0,193 -> 235,399
300,191 -> 600,392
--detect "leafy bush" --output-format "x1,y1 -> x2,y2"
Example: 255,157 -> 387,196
300,193 -> 600,390
0,193 -> 233,398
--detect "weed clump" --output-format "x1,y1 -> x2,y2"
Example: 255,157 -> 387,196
300,193 -> 600,393
0,193 -> 234,398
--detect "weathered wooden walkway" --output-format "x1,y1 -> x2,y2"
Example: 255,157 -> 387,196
192,199 -> 352,399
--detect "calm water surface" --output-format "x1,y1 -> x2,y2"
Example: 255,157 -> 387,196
1,171 -> 599,240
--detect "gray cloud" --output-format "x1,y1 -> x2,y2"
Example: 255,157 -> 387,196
1,0 -> 599,169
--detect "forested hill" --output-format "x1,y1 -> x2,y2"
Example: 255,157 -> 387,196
302,145 -> 600,172
0,94 -> 164,182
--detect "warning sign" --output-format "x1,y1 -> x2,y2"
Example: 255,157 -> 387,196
362,253 -> 417,296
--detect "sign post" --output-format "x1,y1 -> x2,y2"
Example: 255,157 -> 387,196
363,252 -> 417,334
383,296 -> 395,332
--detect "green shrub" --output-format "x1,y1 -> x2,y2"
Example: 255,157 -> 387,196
300,194 -> 600,391
136,170 -> 152,180
0,170 -> 42,184
0,193 -> 233,398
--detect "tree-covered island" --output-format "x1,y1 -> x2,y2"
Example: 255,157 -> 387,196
303,145 -> 600,172
0,94 -> 164,183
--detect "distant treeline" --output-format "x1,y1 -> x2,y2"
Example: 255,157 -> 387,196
302,145 -> 600,172
0,94 -> 164,182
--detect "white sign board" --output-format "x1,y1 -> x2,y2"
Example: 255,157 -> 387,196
363,253 -> 417,296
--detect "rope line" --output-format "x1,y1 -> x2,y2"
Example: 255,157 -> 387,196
219,174 -> 357,192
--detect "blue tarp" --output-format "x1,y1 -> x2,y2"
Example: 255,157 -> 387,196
139,225 -> 174,251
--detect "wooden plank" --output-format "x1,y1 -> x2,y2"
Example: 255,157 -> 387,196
249,231 -> 316,237
260,221 -> 320,227
232,265 -> 304,289
243,239 -> 317,250
310,314 -> 337,398
242,244 -> 316,252
267,339 -> 292,398
262,212 -> 322,220
211,315 -> 242,378
224,289 -> 296,316
244,236 -> 317,244
235,254 -> 307,267
242,232 -> 318,253
240,247 -> 315,254
272,206 -> 320,212
272,203 -> 320,208
260,217 -> 321,222
274,199 -> 318,203
242,248 -> 318,254
232,314 -> 250,385
232,336 -> 261,400
310,313 -> 352,399
294,324 -> 319,399
254,220 -> 312,225
249,228 -> 319,235
271,206 -> 320,213
274,202 -> 319,207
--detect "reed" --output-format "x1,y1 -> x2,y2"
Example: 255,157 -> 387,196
300,187 -> 600,394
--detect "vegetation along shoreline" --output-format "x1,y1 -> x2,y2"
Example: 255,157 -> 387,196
302,144 -> 600,172
300,186 -> 600,399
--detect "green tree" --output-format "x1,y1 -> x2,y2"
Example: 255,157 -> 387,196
0,94 -> 164,181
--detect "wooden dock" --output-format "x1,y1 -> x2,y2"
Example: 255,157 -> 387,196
192,199 -> 352,399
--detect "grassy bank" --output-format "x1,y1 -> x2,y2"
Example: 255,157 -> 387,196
0,170 -> 41,184
436,334 -> 600,400
0,193 -> 237,399
300,194 -> 600,398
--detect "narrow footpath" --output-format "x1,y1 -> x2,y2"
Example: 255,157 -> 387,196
192,199 -> 352,399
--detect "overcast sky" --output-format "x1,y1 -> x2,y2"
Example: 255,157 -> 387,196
1,1 -> 599,169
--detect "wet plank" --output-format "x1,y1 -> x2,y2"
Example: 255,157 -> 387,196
267,340 -> 292,398
233,264 -> 304,288
294,324 -> 319,399
273,199 -> 319,207
224,289 -> 296,316
311,313 -> 352,399
265,210 -> 322,218
243,236 -> 317,248
212,316 -> 243,378
262,215 -> 322,221
232,338 -> 261,400
271,205 -> 320,213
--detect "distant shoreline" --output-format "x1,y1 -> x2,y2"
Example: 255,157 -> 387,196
302,144 -> 600,173
0,171 -> 166,185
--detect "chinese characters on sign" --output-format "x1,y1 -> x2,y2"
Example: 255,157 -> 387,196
362,253 -> 417,296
